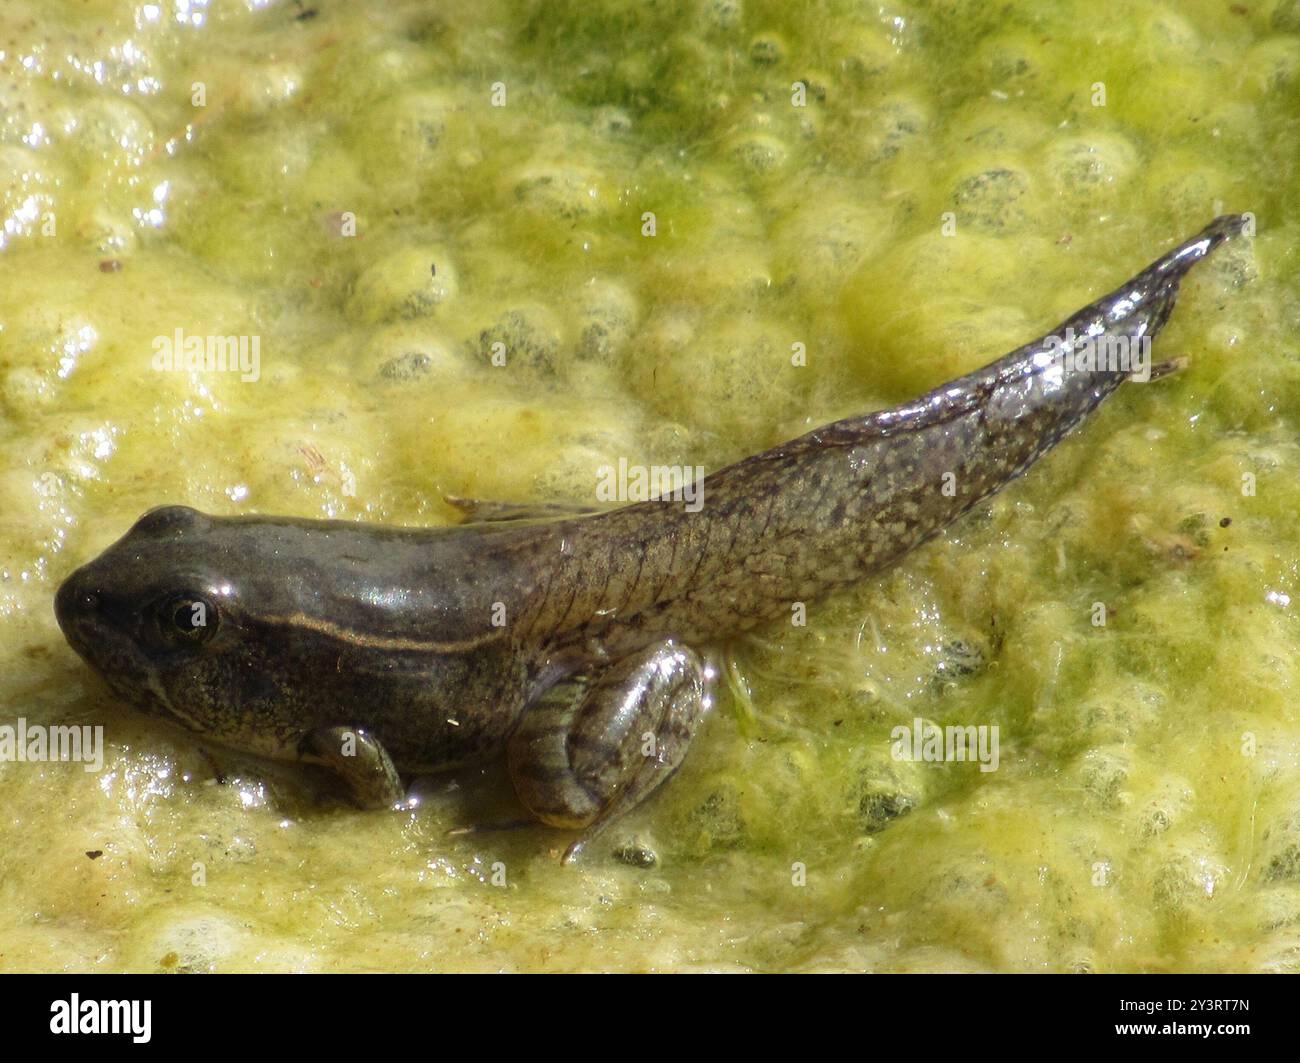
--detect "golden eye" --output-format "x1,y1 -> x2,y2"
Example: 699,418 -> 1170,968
157,593 -> 218,645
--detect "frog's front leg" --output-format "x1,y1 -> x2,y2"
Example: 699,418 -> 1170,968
300,725 -> 406,809
507,639 -> 709,863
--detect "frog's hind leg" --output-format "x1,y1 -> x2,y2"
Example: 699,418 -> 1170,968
507,639 -> 710,863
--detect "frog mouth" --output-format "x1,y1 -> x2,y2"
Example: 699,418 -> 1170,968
54,570 -> 174,724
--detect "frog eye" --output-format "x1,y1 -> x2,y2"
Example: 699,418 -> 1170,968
156,593 -> 218,645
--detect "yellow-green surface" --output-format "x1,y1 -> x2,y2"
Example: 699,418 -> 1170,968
1,0 -> 1298,972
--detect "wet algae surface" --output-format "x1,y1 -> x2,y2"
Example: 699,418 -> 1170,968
1,0 -> 1299,971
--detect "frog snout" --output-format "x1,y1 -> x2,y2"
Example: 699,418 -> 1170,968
54,567 -> 106,653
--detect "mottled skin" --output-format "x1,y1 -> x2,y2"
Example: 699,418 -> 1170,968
55,216 -> 1244,859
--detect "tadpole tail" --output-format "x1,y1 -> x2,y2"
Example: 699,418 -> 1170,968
1090,213 -> 1247,342
544,216 -> 1251,650
1135,214 -> 1247,289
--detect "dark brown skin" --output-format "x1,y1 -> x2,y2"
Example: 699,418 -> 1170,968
55,216 -> 1246,860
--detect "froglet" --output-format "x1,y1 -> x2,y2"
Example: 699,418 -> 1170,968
55,216 -> 1246,860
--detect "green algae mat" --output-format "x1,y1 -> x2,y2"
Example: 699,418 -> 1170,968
1,0 -> 1299,972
